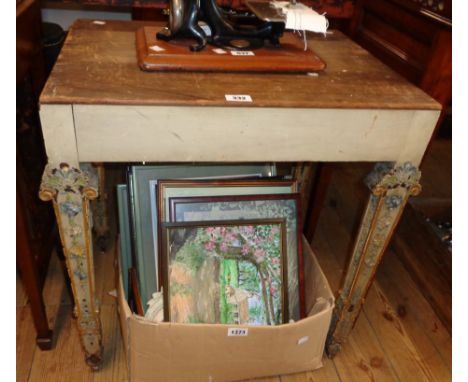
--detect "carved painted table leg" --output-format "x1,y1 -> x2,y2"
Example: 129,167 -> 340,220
326,162 -> 422,357
39,163 -> 103,370
91,163 -> 110,251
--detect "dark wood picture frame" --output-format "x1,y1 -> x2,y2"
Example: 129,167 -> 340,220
168,193 -> 305,319
161,218 -> 289,325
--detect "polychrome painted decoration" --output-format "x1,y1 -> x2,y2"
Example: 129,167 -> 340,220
162,219 -> 288,325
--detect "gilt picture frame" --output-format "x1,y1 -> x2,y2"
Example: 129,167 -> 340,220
161,219 -> 288,325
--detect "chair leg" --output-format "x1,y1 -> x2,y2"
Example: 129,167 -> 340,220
17,192 -> 53,350
304,163 -> 334,242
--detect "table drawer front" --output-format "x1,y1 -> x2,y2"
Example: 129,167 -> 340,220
70,105 -> 438,165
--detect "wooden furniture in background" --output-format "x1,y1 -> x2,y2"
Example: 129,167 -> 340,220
347,0 -> 451,131
306,0 -> 452,242
16,0 -> 57,350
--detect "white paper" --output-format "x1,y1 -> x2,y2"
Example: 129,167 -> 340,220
150,45 -> 165,52
271,1 -> 328,33
227,328 -> 249,336
225,94 -> 253,102
231,51 -> 255,56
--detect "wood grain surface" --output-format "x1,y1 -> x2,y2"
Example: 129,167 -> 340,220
40,19 -> 440,110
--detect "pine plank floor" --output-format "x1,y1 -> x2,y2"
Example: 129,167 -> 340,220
16,140 -> 452,382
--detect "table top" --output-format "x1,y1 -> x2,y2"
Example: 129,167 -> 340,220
40,19 -> 440,110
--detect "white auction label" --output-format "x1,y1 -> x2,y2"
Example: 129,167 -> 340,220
225,94 -> 253,102
227,328 -> 249,336
212,48 -> 227,55
150,45 -> 165,52
231,51 -> 255,56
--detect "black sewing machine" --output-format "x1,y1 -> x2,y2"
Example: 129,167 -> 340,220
156,0 -> 289,51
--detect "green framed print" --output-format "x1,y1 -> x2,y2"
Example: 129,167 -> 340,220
161,219 -> 288,325
116,184 -> 132,299
168,193 -> 305,320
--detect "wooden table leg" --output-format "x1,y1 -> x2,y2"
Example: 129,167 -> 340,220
326,162 -> 422,357
39,163 -> 103,370
304,162 -> 334,242
91,163 -> 110,251
16,192 -> 53,350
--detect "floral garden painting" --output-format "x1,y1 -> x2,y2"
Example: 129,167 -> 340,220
163,220 -> 288,325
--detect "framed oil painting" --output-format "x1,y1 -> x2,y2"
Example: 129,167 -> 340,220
168,193 -> 304,320
127,164 -> 276,309
161,219 -> 288,325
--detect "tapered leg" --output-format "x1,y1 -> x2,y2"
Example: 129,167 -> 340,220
40,163 -> 103,370
293,162 -> 315,222
326,162 -> 422,357
91,163 -> 110,251
16,192 -> 53,350
304,162 -> 334,242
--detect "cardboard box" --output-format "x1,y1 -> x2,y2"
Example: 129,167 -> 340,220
116,237 -> 334,382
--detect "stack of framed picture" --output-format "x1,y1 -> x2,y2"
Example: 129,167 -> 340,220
117,164 -> 306,326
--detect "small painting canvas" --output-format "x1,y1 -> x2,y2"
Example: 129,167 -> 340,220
162,219 -> 288,325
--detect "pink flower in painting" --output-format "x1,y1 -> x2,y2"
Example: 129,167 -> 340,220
242,244 -> 251,255
220,241 -> 228,252
271,226 -> 280,234
241,225 -> 255,235
271,257 -> 279,265
224,232 -> 236,242
206,227 -> 216,234
253,248 -> 266,263
204,241 -> 216,251
270,286 -> 277,295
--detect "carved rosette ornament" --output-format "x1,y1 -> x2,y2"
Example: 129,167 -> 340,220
326,162 -> 421,357
39,163 -> 103,370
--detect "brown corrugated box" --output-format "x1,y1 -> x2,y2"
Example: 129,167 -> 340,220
116,238 -> 334,382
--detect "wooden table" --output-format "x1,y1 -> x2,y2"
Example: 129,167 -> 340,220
38,19 -> 440,370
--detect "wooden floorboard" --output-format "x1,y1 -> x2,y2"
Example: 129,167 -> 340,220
16,141 -> 451,381
17,271 -> 28,308
391,206 -> 452,333
377,251 -> 452,373
313,206 -> 400,382
16,307 -> 37,382
28,304 -> 95,382
362,285 -> 434,382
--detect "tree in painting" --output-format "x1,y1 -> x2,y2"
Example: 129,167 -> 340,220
168,223 -> 285,325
